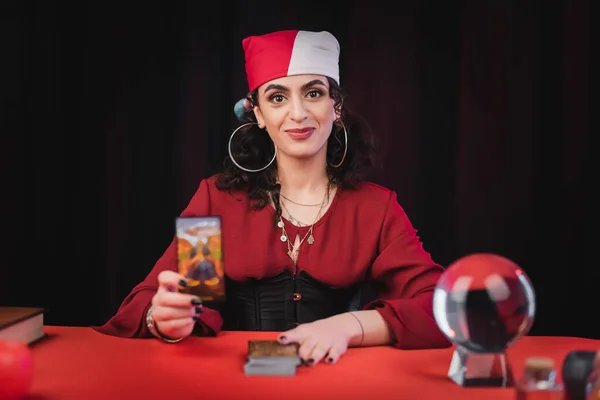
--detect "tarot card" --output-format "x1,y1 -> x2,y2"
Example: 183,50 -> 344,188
175,216 -> 225,302
247,340 -> 300,360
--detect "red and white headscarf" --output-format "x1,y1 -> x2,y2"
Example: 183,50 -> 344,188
242,30 -> 340,92
233,30 -> 340,120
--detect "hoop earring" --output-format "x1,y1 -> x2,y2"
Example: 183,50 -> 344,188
328,124 -> 348,168
228,122 -> 277,173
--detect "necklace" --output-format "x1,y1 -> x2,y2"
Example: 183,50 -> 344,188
277,183 -> 329,263
280,200 -> 307,226
279,193 -> 324,207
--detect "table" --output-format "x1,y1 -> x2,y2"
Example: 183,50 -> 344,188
27,326 -> 600,400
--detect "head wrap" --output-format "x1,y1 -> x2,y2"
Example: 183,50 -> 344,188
234,30 -> 340,121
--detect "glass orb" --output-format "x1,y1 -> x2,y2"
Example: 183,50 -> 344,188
433,253 -> 536,354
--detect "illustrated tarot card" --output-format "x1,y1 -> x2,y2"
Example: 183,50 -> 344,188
175,216 -> 225,302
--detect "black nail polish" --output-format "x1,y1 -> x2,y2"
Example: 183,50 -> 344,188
279,336 -> 287,343
193,315 -> 199,321
179,279 -> 188,287
307,358 -> 314,364
327,357 -> 334,363
191,298 -> 202,305
195,306 -> 203,314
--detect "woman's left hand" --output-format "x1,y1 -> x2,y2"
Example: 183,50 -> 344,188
277,313 -> 360,366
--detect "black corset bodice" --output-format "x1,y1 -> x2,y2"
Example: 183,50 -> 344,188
210,270 -> 362,331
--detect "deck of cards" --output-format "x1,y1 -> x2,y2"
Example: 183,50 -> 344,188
244,340 -> 302,376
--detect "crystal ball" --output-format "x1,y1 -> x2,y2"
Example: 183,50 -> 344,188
433,253 -> 536,353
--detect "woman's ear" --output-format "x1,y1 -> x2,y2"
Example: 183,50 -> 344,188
333,110 -> 343,128
253,106 -> 265,128
333,101 -> 343,125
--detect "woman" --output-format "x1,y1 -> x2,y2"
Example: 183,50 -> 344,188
95,29 -> 450,365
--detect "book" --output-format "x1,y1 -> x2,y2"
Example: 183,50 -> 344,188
175,216 -> 225,302
0,307 -> 45,345
244,340 -> 302,376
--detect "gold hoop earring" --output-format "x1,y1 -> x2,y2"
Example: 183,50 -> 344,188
328,124 -> 348,168
228,122 -> 277,173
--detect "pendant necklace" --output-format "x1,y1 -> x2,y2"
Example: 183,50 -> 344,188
277,183 -> 329,262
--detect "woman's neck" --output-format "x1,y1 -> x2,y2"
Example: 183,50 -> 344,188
276,152 -> 330,198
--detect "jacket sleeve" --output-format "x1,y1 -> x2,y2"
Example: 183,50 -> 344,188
363,191 -> 451,350
92,178 -> 223,338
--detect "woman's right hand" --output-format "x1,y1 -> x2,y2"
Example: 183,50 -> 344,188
150,270 -> 203,340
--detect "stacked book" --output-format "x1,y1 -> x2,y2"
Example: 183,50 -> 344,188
244,340 -> 302,376
0,307 -> 46,345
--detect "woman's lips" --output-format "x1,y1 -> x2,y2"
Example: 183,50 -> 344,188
285,128 -> 314,140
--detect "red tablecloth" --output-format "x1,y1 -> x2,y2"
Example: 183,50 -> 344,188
26,326 -> 599,400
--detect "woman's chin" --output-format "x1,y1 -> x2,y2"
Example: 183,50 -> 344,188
281,149 -> 322,161
279,142 -> 328,161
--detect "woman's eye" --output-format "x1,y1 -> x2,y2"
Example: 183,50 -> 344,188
307,90 -> 322,98
271,94 -> 285,103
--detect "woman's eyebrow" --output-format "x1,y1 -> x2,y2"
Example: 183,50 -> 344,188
262,79 -> 327,95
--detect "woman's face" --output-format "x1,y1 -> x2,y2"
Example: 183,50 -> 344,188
253,74 -> 337,161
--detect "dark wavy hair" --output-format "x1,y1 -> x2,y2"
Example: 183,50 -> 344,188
215,77 -> 379,225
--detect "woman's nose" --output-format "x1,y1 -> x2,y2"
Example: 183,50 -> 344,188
288,99 -> 308,122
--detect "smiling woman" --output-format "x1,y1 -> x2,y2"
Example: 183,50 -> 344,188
223,31 -> 377,230
95,29 -> 451,366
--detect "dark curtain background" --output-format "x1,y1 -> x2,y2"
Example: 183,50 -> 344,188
1,1 -> 597,339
